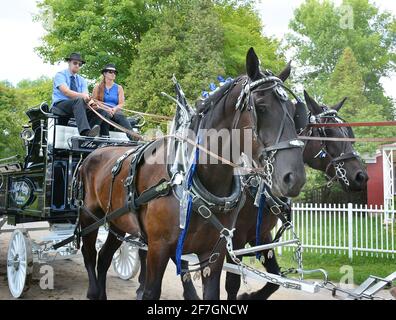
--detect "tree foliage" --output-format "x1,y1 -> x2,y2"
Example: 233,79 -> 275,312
288,0 -> 396,119
125,0 -> 224,123
34,0 -> 171,82
0,78 -> 53,158
324,48 -> 396,155
0,83 -> 25,158
215,2 -> 284,76
125,0 -> 285,127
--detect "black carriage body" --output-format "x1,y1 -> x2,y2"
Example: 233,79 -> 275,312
0,104 -> 136,225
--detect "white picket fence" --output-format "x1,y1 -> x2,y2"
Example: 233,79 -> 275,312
276,203 -> 396,259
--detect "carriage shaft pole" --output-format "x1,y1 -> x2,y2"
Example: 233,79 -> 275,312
233,239 -> 299,256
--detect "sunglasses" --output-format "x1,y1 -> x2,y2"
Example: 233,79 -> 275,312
105,70 -> 117,74
72,61 -> 83,67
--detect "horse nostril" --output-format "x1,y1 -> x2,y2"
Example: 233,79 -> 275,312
283,172 -> 294,186
355,171 -> 368,184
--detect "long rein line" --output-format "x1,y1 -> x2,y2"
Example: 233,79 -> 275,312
85,102 -> 261,175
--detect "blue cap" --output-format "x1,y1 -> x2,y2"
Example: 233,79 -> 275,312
202,91 -> 209,99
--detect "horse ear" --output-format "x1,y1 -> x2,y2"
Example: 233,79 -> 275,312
304,90 -> 322,115
331,97 -> 348,112
246,47 -> 260,80
278,61 -> 292,82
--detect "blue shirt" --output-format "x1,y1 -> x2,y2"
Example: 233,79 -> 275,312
103,83 -> 119,108
51,69 -> 88,105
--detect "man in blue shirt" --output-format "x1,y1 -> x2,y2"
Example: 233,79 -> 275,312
51,53 -> 110,137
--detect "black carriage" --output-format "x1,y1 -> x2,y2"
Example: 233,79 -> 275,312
0,103 -> 141,298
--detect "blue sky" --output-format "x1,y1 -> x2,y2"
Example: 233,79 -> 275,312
0,0 -> 395,99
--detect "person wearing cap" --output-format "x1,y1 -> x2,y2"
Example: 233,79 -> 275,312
51,53 -> 110,137
92,63 -> 134,139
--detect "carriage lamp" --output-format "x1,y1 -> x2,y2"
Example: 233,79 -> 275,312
20,126 -> 35,142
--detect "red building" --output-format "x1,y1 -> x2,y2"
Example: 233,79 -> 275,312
364,144 -> 395,209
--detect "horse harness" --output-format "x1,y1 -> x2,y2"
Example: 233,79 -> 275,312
234,72 -> 306,188
305,107 -> 361,187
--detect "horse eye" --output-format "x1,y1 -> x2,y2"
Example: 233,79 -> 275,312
256,102 -> 268,112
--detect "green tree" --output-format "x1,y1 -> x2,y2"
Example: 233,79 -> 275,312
0,77 -> 55,158
16,77 -> 53,107
324,48 -> 396,155
34,0 -> 171,83
287,0 -> 396,119
215,2 -> 284,76
0,83 -> 24,158
125,0 -> 285,127
125,0 -> 225,124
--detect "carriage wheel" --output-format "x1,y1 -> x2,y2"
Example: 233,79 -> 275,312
112,242 -> 140,280
7,229 -> 33,298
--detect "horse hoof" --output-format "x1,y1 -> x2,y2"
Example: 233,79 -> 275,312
87,292 -> 99,300
136,290 -> 143,300
237,293 -> 251,300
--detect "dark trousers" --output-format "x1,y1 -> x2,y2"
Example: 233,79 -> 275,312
102,111 -> 134,139
52,98 -> 111,135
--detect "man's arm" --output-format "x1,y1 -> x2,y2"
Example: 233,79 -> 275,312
54,72 -> 89,101
58,84 -> 90,101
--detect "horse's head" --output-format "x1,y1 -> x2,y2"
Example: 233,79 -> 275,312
303,91 -> 368,191
236,48 -> 306,197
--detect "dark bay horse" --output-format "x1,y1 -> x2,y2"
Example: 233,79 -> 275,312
78,48 -> 306,300
224,90 -> 368,300
156,90 -> 369,300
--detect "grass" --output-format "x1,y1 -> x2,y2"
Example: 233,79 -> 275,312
286,212 -> 396,251
278,251 -> 395,285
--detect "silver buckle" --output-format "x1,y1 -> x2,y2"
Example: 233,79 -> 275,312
198,205 -> 212,219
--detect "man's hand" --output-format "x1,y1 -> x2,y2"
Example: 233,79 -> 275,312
81,93 -> 91,102
87,99 -> 99,110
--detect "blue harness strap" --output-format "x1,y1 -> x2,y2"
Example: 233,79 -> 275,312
176,194 -> 193,274
175,137 -> 200,275
255,191 -> 266,259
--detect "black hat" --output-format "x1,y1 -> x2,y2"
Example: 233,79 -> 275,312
65,52 -> 86,64
102,63 -> 118,74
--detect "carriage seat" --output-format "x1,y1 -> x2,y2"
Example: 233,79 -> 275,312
47,104 -> 130,149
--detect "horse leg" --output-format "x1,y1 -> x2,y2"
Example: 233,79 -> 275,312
81,228 -> 100,300
170,257 -> 201,300
96,228 -> 124,300
225,254 -> 242,300
136,249 -> 147,300
142,243 -> 170,300
238,238 -> 280,300
200,252 -> 225,300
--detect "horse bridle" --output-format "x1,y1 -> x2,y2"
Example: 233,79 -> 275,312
308,107 -> 360,187
234,72 -> 304,187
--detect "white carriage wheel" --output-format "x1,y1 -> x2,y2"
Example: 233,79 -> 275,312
7,229 -> 33,298
112,242 -> 140,280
